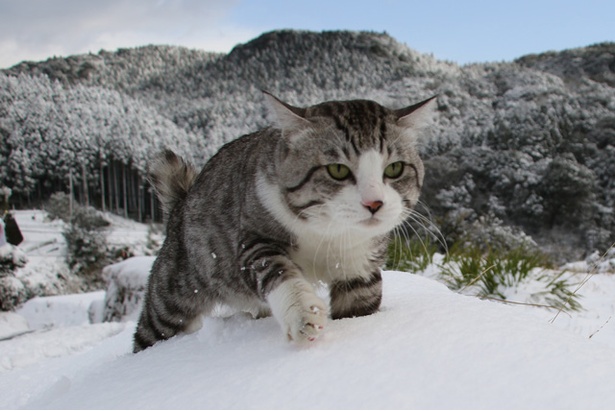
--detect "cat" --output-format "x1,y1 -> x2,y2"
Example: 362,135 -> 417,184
133,92 -> 436,352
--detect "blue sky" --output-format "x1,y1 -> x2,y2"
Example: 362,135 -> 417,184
0,0 -> 613,68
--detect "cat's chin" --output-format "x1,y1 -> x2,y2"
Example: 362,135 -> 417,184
359,217 -> 398,235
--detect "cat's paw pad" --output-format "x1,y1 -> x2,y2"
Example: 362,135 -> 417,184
286,301 -> 328,343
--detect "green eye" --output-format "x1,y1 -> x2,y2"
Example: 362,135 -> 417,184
327,164 -> 351,181
384,162 -> 404,179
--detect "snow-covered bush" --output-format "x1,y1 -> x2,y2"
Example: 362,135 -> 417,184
0,275 -> 29,311
45,192 -> 72,223
63,206 -> 110,289
0,242 -> 85,311
0,244 -> 29,310
47,192 -> 113,283
0,243 -> 27,273
101,256 -> 153,322
457,215 -> 539,254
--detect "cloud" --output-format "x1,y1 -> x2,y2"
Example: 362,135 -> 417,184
0,0 -> 258,68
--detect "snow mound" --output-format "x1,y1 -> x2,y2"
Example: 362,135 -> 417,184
2,272 -> 615,408
101,256 -> 154,322
17,291 -> 106,329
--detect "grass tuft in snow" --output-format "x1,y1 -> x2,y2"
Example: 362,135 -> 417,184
387,237 -> 582,312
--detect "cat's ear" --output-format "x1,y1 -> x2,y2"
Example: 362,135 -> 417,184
395,95 -> 438,130
262,91 -> 310,131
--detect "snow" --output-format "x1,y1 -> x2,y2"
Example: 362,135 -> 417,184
17,291 -> 106,330
0,322 -> 126,373
0,312 -> 29,339
0,270 -> 615,408
2,211 -> 615,408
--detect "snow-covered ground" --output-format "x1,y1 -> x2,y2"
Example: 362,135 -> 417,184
1,210 -> 615,408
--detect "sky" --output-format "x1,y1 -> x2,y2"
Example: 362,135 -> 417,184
0,0 -> 613,69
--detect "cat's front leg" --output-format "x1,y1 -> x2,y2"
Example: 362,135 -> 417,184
248,253 -> 328,342
267,276 -> 328,342
329,270 -> 382,320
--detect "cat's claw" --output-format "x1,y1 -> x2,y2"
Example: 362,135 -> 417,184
288,302 -> 328,343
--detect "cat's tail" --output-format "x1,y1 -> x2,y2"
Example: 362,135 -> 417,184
148,149 -> 198,214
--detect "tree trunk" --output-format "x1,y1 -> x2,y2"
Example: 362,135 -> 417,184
69,169 -> 74,220
122,163 -> 128,219
113,161 -> 120,214
150,187 -> 155,223
137,175 -> 143,222
100,160 -> 106,213
82,162 -> 89,207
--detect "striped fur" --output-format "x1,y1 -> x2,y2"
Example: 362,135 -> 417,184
133,93 -> 436,352
147,150 -> 197,216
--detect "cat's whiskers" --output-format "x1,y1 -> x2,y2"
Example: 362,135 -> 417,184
407,208 -> 447,254
392,207 -> 447,264
390,226 -> 405,271
400,199 -> 447,248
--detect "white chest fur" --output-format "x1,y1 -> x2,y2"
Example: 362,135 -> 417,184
289,233 -> 375,284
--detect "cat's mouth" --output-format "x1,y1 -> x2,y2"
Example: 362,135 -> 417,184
360,217 -> 383,227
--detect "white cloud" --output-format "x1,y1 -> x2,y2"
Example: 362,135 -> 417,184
0,0 -> 258,68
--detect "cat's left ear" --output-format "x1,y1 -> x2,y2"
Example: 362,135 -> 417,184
262,90 -> 310,131
395,95 -> 438,130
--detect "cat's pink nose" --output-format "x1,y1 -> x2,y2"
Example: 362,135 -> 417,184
363,200 -> 383,215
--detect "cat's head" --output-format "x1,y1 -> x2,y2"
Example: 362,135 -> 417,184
261,92 -> 436,240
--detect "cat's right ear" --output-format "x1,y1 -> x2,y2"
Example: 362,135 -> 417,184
262,91 -> 310,131
395,95 -> 438,130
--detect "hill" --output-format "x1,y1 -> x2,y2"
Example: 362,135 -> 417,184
2,30 -> 615,261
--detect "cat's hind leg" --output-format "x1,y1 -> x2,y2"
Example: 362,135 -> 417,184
133,261 -> 215,353
133,295 -> 214,353
133,294 -> 215,352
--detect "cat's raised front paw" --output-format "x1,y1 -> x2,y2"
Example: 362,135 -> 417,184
267,278 -> 328,343
287,300 -> 328,343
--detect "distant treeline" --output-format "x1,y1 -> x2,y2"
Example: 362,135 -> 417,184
0,73 -> 206,220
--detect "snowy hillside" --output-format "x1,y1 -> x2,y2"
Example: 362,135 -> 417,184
2,30 -> 615,260
2,212 -> 615,408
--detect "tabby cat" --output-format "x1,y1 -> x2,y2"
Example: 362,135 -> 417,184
133,92 -> 436,352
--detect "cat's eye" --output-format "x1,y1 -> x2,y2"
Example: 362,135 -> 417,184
327,164 -> 351,181
384,162 -> 404,179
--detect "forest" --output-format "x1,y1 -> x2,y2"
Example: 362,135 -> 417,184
1,30 -> 615,261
